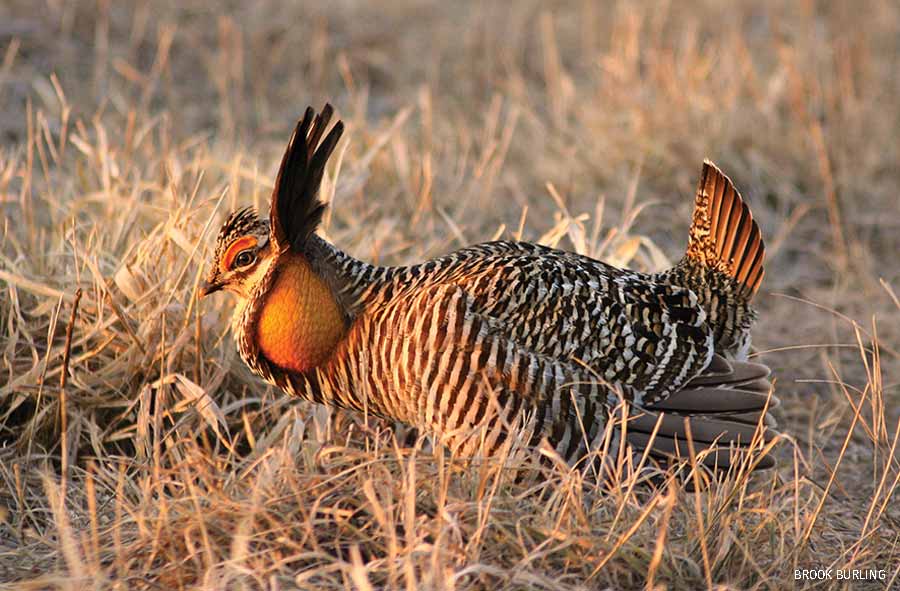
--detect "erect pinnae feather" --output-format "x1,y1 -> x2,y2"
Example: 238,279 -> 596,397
269,104 -> 345,252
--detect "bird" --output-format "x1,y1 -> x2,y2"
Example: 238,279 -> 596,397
201,104 -> 777,475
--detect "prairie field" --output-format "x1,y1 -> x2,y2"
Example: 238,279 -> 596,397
1,1 -> 899,589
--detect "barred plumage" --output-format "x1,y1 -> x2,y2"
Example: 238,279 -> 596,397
202,104 -> 777,472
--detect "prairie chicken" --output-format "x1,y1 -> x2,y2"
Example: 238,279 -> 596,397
202,104 -> 776,473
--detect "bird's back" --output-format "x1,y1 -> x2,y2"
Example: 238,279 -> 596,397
355,240 -> 714,404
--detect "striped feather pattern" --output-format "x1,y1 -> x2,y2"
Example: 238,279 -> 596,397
209,107 -> 776,472
233,234 -> 773,469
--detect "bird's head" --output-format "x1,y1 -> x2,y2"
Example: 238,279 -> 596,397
200,103 -> 344,305
201,207 -> 274,300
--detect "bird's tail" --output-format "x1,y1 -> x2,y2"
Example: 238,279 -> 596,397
611,163 -> 776,474
660,161 -> 766,357
678,160 -> 765,298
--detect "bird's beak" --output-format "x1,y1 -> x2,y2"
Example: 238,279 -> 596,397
199,279 -> 223,298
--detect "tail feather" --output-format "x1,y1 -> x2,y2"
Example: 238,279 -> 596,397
646,386 -> 775,414
661,160 -> 767,358
685,355 -> 769,387
621,162 -> 777,472
684,160 -> 766,299
734,376 -> 774,393
720,410 -> 778,428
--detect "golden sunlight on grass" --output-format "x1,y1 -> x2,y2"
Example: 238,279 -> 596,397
1,1 -> 898,589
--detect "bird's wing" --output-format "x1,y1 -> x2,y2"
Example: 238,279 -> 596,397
443,242 -> 714,403
372,281 -> 603,460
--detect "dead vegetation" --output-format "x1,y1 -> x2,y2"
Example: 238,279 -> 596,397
1,0 -> 898,589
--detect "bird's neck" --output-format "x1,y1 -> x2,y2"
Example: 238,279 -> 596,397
254,251 -> 347,374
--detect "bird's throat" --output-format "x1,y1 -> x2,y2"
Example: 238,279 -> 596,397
255,252 -> 346,373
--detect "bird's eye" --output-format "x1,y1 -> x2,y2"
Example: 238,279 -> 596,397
233,249 -> 256,269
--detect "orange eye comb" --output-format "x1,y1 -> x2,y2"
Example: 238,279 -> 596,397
223,236 -> 258,270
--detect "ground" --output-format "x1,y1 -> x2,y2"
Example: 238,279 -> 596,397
1,1 -> 899,589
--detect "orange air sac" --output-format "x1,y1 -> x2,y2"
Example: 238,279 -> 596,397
256,253 -> 345,373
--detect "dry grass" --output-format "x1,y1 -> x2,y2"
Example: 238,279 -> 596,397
1,0 -> 899,589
